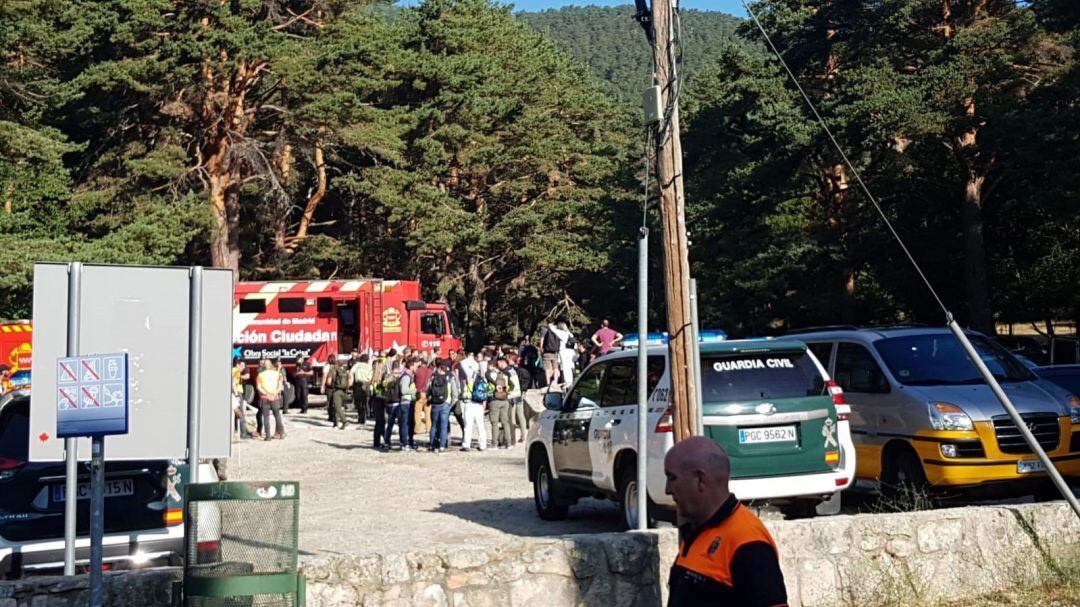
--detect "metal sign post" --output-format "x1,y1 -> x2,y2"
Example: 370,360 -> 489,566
689,279 -> 704,436
636,228 -> 649,531
63,262 -> 80,575
188,266 -> 203,484
57,352 -> 128,606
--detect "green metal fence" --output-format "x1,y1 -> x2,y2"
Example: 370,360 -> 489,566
181,481 -> 305,607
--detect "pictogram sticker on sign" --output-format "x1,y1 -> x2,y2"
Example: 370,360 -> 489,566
80,358 -> 100,382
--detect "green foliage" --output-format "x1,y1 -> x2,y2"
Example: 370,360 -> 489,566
0,0 -> 1078,343
520,5 -> 752,103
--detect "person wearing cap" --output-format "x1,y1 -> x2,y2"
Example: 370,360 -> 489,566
665,437 -> 788,607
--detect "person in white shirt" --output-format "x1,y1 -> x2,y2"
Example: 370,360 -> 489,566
550,322 -> 576,388
459,351 -> 479,384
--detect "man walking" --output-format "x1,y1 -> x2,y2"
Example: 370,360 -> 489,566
256,359 -> 285,440
590,319 -> 624,356
351,354 -> 373,425
486,358 -> 512,449
665,438 -> 788,607
325,358 -> 350,429
427,362 -> 455,452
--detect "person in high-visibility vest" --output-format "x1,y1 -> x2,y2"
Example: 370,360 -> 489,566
256,359 -> 286,441
665,437 -> 788,607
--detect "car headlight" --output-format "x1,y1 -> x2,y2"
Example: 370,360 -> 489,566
1068,395 -> 1080,424
928,402 -> 974,431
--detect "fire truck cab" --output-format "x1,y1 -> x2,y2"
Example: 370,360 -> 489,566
233,279 -> 461,379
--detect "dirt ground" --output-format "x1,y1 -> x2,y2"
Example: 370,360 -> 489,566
229,403 -> 622,559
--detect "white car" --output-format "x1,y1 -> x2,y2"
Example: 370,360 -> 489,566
526,339 -> 856,528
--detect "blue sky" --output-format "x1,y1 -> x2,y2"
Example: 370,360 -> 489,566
400,0 -> 746,16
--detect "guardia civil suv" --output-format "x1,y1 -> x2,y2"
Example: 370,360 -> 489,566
526,339 -> 856,528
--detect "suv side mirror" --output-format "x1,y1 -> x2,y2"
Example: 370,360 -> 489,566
543,392 -> 564,411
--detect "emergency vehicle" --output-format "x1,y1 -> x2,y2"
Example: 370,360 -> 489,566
232,279 -> 461,374
527,338 -> 855,529
0,321 -> 32,373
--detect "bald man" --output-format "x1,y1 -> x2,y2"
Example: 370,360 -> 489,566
664,437 -> 788,607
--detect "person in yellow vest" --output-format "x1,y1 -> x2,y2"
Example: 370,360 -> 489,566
256,359 -> 286,441
665,437 -> 788,607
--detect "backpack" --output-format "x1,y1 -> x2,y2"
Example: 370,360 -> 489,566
471,377 -> 491,402
332,366 -> 351,391
383,373 -> 402,402
566,335 -> 577,349
493,371 -> 509,400
542,329 -> 560,354
514,366 -> 531,391
429,372 -> 449,404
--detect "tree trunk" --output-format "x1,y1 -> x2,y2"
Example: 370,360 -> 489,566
467,255 -> 486,350
957,95 -> 994,334
293,134 -> 327,243
206,138 -> 240,273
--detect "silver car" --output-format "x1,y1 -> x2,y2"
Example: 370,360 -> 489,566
786,327 -> 1080,496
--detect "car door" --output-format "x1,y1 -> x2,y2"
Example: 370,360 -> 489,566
552,362 -> 607,483
833,342 -> 893,481
590,359 -> 637,491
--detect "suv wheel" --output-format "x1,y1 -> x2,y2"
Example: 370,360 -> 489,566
533,459 -> 569,521
618,467 -> 651,530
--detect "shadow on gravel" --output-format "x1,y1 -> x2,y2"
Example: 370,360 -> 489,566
433,498 -> 623,538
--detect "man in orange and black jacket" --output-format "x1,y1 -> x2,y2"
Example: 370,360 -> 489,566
664,437 -> 788,607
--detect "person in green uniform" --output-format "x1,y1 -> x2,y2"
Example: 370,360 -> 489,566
327,358 -> 351,429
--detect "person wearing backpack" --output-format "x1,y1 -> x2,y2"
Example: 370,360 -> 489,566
383,359 -> 417,451
325,358 -> 351,429
487,358 -> 512,449
461,363 -> 488,451
426,362 -> 456,452
370,349 -> 396,448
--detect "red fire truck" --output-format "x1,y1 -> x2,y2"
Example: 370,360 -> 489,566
232,279 -> 461,372
0,321 -> 32,372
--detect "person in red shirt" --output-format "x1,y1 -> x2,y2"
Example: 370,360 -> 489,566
590,319 -> 624,356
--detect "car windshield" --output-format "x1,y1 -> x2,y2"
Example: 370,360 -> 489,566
875,334 -> 1035,386
702,351 -> 824,402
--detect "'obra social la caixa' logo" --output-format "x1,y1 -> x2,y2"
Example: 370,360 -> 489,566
382,307 -> 402,333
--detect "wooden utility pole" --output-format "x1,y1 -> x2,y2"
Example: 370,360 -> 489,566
651,0 -> 698,441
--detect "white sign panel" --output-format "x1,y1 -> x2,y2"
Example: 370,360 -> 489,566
30,263 -> 233,461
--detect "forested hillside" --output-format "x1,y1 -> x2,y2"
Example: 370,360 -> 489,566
2,0 -> 1078,344
519,6 -> 749,102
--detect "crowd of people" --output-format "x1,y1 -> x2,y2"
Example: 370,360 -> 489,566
228,320 -> 625,451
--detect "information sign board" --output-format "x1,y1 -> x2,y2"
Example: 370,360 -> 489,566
56,353 -> 128,437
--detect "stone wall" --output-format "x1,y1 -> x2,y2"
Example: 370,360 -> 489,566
0,569 -> 178,607
4,502 -> 1077,606
302,502 -> 1080,607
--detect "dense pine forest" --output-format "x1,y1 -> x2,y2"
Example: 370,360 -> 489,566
1,0 -> 1078,344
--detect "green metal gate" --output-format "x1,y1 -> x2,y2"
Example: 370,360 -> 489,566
181,481 -> 305,607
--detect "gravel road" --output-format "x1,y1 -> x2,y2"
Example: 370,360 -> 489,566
230,405 -> 621,559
